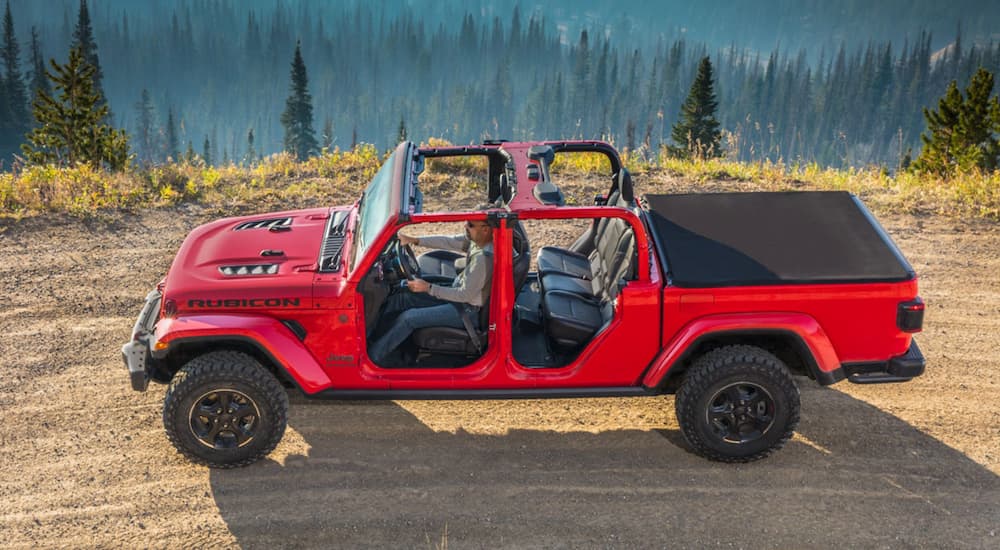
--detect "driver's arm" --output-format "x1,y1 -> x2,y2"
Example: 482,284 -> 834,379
409,234 -> 469,253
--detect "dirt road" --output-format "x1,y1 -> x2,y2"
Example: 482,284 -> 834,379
1,199 -> 998,548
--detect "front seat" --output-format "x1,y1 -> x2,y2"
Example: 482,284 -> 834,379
510,220 -> 531,294
411,301 -> 490,356
410,219 -> 529,357
418,249 -> 465,279
416,220 -> 531,292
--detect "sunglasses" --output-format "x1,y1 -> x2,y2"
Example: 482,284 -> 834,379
465,221 -> 488,229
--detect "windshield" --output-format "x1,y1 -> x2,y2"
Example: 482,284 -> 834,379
354,150 -> 398,266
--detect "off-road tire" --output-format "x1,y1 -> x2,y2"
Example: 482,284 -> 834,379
675,345 -> 800,463
163,351 -> 288,468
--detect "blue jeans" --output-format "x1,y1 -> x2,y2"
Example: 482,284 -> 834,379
368,290 -> 469,364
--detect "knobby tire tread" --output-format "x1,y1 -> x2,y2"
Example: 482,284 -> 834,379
675,345 -> 800,463
163,350 -> 289,468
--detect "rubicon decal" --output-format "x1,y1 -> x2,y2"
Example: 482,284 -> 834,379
187,298 -> 301,308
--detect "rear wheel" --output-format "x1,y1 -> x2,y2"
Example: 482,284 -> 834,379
675,345 -> 800,462
163,351 -> 288,468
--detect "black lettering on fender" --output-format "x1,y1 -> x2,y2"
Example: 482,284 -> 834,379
186,298 -> 302,308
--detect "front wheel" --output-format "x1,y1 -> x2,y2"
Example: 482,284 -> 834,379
675,345 -> 800,462
163,351 -> 289,468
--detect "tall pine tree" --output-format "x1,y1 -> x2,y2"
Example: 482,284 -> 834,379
322,116 -> 333,151
164,107 -> 179,161
72,0 -> 107,118
21,47 -> 129,169
28,26 -> 50,100
669,56 -> 722,159
570,30 -> 591,136
133,89 -> 156,164
245,128 -> 256,165
1,1 -> 29,161
280,41 -> 317,160
202,135 -> 212,165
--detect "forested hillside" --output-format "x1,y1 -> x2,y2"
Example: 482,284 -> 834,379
1,0 -> 999,168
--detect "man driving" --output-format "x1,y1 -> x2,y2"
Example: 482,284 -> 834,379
368,213 -> 494,365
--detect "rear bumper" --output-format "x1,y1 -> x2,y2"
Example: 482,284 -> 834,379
843,340 -> 925,384
121,289 -> 162,392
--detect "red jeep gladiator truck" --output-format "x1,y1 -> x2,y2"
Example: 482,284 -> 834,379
123,140 -> 925,467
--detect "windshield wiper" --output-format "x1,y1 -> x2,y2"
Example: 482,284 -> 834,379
355,191 -> 367,240
355,190 -> 366,215
331,211 -> 350,236
349,191 -> 367,269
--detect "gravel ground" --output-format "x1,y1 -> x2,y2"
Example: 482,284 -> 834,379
1,183 -> 998,548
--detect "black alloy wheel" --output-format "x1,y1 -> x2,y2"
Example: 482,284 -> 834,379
189,389 -> 262,449
163,351 -> 288,468
675,345 -> 800,462
705,382 -> 776,444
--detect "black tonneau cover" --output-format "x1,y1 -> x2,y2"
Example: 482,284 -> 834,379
643,191 -> 915,288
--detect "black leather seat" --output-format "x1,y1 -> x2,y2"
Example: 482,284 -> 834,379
416,219 -> 531,293
539,170 -> 638,351
510,220 -> 531,294
535,196 -> 618,281
540,218 -> 634,298
539,273 -> 598,300
536,170 -> 634,280
410,219 -> 530,356
418,249 -> 465,279
541,291 -> 612,350
411,303 -> 489,355
535,246 -> 595,280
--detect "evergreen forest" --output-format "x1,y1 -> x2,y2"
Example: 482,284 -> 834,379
1,0 -> 1000,169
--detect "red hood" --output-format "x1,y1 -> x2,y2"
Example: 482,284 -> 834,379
163,206 -> 351,309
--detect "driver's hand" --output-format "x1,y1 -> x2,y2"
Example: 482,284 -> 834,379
398,233 -> 419,246
407,278 -> 430,293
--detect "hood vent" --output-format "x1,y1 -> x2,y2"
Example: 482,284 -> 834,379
233,217 -> 292,231
220,264 -> 279,276
319,210 -> 350,272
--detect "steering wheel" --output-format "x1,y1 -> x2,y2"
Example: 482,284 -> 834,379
393,240 -> 420,280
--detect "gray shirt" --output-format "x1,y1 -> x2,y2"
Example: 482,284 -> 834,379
418,234 -> 493,307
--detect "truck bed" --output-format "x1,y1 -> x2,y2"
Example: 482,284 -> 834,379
642,191 -> 915,288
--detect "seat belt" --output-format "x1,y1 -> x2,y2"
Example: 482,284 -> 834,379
453,302 -> 482,354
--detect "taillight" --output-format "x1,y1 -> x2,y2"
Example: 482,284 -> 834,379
897,297 -> 924,333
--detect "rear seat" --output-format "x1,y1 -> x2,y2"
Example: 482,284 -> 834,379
541,291 -> 615,350
540,223 -> 635,302
536,188 -> 622,281
539,170 -> 638,350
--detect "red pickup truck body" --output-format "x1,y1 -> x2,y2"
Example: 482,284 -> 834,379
123,140 -> 924,466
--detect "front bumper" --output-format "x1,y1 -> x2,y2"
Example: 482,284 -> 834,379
121,289 -> 162,392
844,339 -> 926,384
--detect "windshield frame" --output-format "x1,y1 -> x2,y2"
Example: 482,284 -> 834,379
349,142 -> 419,273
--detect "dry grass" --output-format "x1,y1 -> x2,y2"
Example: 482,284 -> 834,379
1,144 -> 997,220
648,156 -> 1000,219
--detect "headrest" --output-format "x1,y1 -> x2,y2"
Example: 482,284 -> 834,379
613,169 -> 634,204
499,172 -> 513,204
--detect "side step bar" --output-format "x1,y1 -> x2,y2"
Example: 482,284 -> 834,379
306,387 -> 653,400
